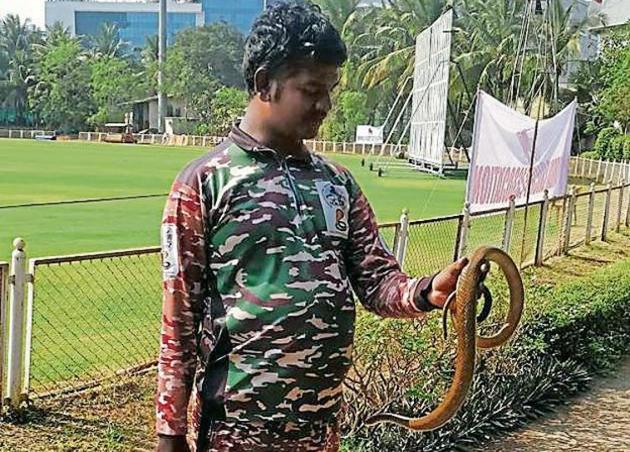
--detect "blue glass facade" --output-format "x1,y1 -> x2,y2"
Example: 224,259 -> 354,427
75,11 -> 197,49
201,0 -> 265,34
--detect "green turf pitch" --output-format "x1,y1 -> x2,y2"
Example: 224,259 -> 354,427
0,138 -> 465,260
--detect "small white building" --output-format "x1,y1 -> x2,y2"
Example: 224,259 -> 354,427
121,95 -> 191,132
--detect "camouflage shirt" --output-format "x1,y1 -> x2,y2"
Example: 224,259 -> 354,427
156,125 -> 434,437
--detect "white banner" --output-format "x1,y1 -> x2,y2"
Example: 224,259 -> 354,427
466,91 -> 576,213
355,125 -> 384,144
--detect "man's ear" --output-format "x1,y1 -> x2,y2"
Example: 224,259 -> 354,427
254,67 -> 272,102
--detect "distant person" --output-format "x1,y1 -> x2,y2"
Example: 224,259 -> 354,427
156,2 -> 467,451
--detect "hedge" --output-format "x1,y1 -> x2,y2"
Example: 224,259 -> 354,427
341,259 -> 630,451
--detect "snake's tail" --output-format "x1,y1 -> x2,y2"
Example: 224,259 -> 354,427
365,413 -> 414,429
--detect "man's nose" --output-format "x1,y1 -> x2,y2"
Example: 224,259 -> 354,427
316,93 -> 332,115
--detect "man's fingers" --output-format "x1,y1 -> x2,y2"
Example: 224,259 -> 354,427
451,257 -> 469,274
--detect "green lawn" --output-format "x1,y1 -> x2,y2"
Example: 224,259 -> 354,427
0,138 -> 466,260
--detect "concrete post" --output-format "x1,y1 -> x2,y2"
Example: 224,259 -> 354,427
458,203 -> 471,258
585,182 -> 596,245
395,209 -> 410,268
535,190 -> 550,265
563,186 -> 577,253
6,238 -> 26,408
616,181 -> 624,233
601,182 -> 613,241
502,195 -> 516,252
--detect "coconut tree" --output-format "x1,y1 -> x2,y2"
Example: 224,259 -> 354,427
0,14 -> 42,125
88,23 -> 127,58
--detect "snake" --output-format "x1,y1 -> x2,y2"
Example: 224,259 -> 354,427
364,246 -> 525,431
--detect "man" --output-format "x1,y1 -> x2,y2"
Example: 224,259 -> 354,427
156,2 -> 467,451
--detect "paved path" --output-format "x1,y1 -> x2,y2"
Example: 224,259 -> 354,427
482,357 -> 630,451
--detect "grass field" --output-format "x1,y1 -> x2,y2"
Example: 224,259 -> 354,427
0,138 -> 466,260
0,137 -> 467,394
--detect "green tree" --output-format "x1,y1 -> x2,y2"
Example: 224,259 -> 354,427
0,14 -> 42,125
87,22 -> 127,58
29,36 -> 95,132
88,55 -> 148,128
596,27 -> 630,133
201,86 -> 248,136
320,90 -> 368,141
165,23 -> 245,120
314,0 -> 361,38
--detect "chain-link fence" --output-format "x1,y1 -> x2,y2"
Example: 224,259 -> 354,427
467,209 -> 506,252
404,215 -> 461,275
27,248 -> 161,397
378,223 -> 400,252
509,202 -> 542,267
2,178 -> 630,404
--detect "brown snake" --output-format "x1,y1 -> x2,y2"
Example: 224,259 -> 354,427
365,246 -> 525,431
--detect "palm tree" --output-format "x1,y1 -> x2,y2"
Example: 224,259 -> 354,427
354,0 -> 450,89
44,21 -> 72,46
0,14 -> 41,56
88,23 -> 127,58
0,14 -> 42,125
315,0 -> 362,38
141,34 -> 159,65
0,49 -> 35,123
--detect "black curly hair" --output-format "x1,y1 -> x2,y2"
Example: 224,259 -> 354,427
242,1 -> 348,95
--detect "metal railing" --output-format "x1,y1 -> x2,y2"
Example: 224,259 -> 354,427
2,180 -> 629,405
0,245 -> 162,405
0,128 -> 56,139
1,144 -> 630,406
27,247 -> 161,397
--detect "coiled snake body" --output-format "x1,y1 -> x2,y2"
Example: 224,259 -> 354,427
365,246 -> 525,431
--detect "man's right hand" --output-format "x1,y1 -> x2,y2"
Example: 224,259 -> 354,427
157,435 -> 190,452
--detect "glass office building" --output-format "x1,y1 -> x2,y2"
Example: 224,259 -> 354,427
46,0 -> 288,51
75,11 -> 197,48
202,0 -> 265,34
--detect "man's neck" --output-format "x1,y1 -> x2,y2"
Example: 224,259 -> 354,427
239,110 -> 305,159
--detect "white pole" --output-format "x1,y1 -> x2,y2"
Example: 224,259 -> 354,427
21,260 -> 35,398
616,181 -> 624,233
6,238 -> 26,408
585,182 -> 596,245
395,209 -> 410,268
563,186 -> 577,253
535,190 -> 550,265
601,182 -> 612,241
502,195 -> 516,252
458,203 -> 471,258
157,0 -> 167,133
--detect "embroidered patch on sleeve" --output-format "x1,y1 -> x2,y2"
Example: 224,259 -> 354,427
316,181 -> 350,239
161,224 -> 180,279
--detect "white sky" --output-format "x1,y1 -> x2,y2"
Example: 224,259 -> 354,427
1,0 -> 46,28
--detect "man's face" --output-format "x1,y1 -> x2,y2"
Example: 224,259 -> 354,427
269,62 -> 340,140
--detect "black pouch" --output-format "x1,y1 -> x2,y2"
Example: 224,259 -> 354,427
196,283 -> 232,452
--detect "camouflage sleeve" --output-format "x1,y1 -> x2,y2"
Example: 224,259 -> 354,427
345,175 -> 433,318
156,176 -> 207,436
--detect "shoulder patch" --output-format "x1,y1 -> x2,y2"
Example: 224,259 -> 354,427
161,224 -> 180,279
316,181 -> 350,238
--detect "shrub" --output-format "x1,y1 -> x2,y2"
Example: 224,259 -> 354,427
608,135 -> 626,161
593,127 -> 620,160
622,136 -> 630,160
580,150 -> 598,160
344,259 -> 630,451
